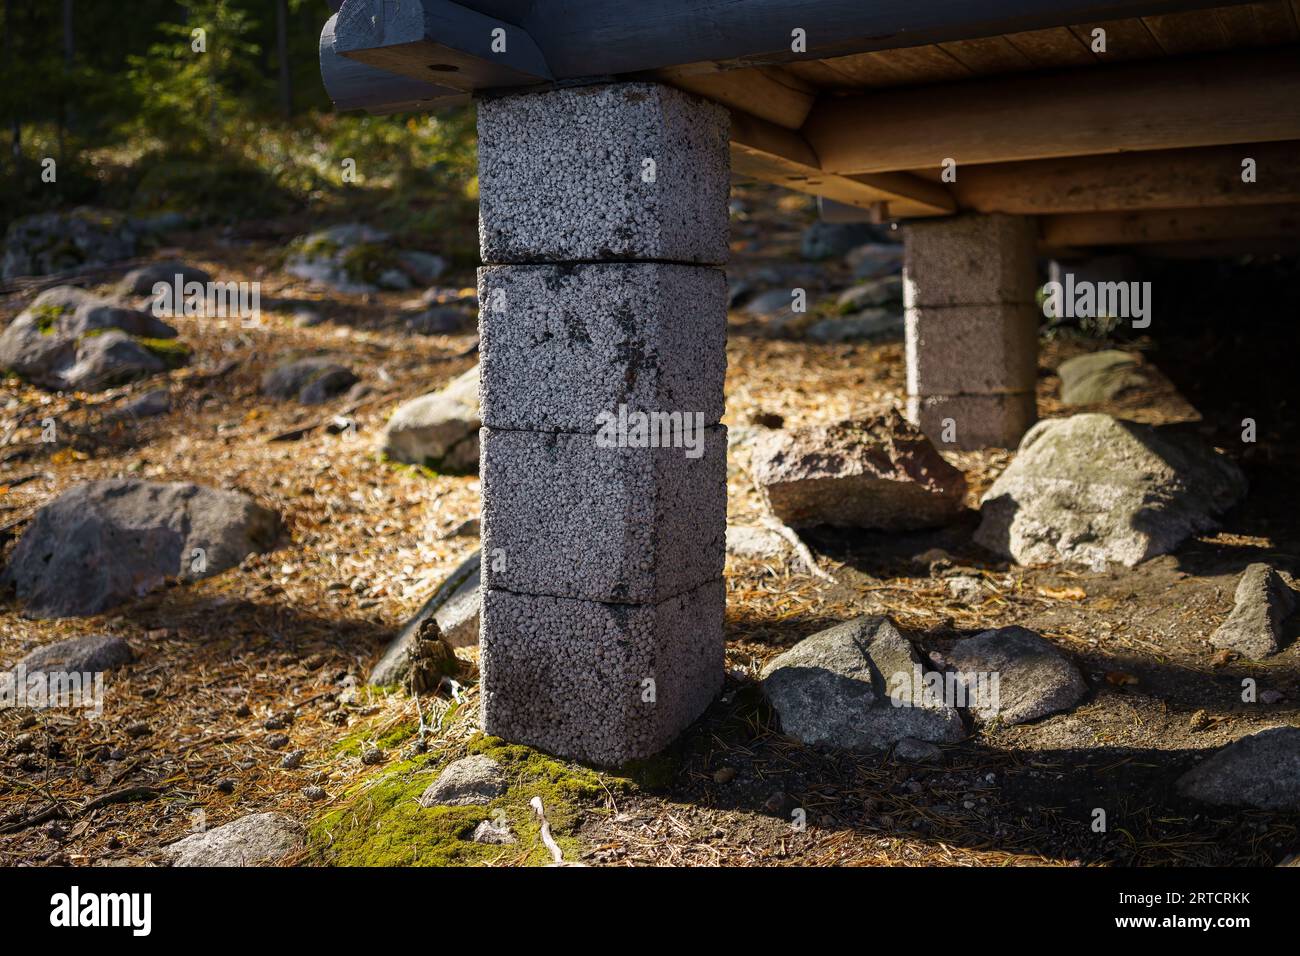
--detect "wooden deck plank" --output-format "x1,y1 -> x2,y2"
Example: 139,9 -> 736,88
1004,26 -> 1100,66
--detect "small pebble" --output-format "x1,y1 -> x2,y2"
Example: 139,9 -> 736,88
302,785 -> 327,801
234,703 -> 252,718
361,746 -> 385,766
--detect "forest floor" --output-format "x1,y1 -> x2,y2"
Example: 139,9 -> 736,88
1,183 -> 1297,867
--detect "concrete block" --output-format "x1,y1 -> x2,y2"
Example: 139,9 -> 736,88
481,425 -> 726,604
480,579 -> 725,766
477,83 -> 730,265
903,213 -> 1037,307
907,392 -> 1037,450
905,303 -> 1039,396
479,263 -> 726,433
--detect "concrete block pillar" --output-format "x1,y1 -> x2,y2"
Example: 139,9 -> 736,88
903,213 -> 1039,449
475,83 -> 730,766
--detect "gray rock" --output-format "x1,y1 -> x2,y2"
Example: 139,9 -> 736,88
261,356 -> 358,405
111,388 -> 171,421
1210,563 -> 1297,658
418,755 -> 506,807
15,634 -> 135,674
977,414 -> 1247,568
801,221 -> 886,261
836,275 -> 903,311
117,259 -> 212,297
61,329 -> 168,391
1057,350 -> 1153,405
472,818 -> 516,845
379,365 -> 480,473
397,250 -> 447,284
942,626 -> 1087,725
805,307 -> 903,344
370,549 -> 481,685
725,524 -> 789,560
0,286 -> 181,391
751,411 -> 967,531
894,737 -> 942,762
1177,727 -> 1300,811
3,479 -> 281,618
743,288 -> 798,320
284,223 -> 390,295
760,616 -> 965,751
845,242 -> 904,281
407,306 -> 472,336
164,812 -> 306,867
945,574 -> 985,604
3,208 -> 139,280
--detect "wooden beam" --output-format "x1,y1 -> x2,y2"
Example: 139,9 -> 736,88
658,66 -> 816,130
729,111 -> 956,218
1040,203 -> 1300,246
803,47 -> 1300,175
954,140 -> 1300,214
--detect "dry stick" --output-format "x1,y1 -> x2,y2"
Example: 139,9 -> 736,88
529,796 -> 564,864
759,514 -> 837,584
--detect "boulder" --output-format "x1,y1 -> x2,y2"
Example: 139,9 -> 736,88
940,626 -> 1087,725
407,306 -> 473,336
1176,727 -> 1300,811
15,634 -> 135,674
725,524 -> 789,560
804,308 -> 903,344
2,209 -> 138,280
976,414 -> 1247,568
836,275 -> 903,312
760,616 -> 965,751
165,812 -> 306,867
261,356 -> 358,405
751,411 -> 967,531
801,221 -> 887,261
0,286 -> 181,391
1056,350 -> 1155,405
285,224 -> 444,294
845,242 -> 903,281
379,365 -> 480,473
117,259 -> 213,297
3,479 -> 281,618
369,550 -> 481,685
418,755 -> 506,807
1210,563 -> 1297,658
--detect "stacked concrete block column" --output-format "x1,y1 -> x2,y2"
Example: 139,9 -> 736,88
903,213 -> 1040,449
475,82 -> 730,767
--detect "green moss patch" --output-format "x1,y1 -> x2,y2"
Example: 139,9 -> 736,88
137,336 -> 191,369
308,733 -> 620,867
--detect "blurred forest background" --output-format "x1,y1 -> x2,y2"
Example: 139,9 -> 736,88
0,0 -> 479,262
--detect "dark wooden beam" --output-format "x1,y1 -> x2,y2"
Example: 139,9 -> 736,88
320,14 -> 465,113
1040,204 -> 1300,247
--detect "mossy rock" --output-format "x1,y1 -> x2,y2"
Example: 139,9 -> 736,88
308,734 -> 619,867
137,337 -> 191,369
339,242 -> 400,285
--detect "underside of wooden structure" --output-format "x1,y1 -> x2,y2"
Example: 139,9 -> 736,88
321,0 -> 1300,250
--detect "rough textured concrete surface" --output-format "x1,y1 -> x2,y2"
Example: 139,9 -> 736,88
976,414 -> 1247,568
903,213 -> 1037,307
417,755 -> 506,807
905,303 -> 1038,395
3,479 -> 281,618
480,580 -> 725,767
1177,727 -> 1300,811
15,634 -> 135,674
477,83 -> 729,264
481,426 -> 726,604
165,812 -> 305,867
907,392 -> 1038,451
760,616 -> 966,751
1210,563 -> 1297,659
750,413 -> 966,531
479,263 -> 726,432
942,626 -> 1087,725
